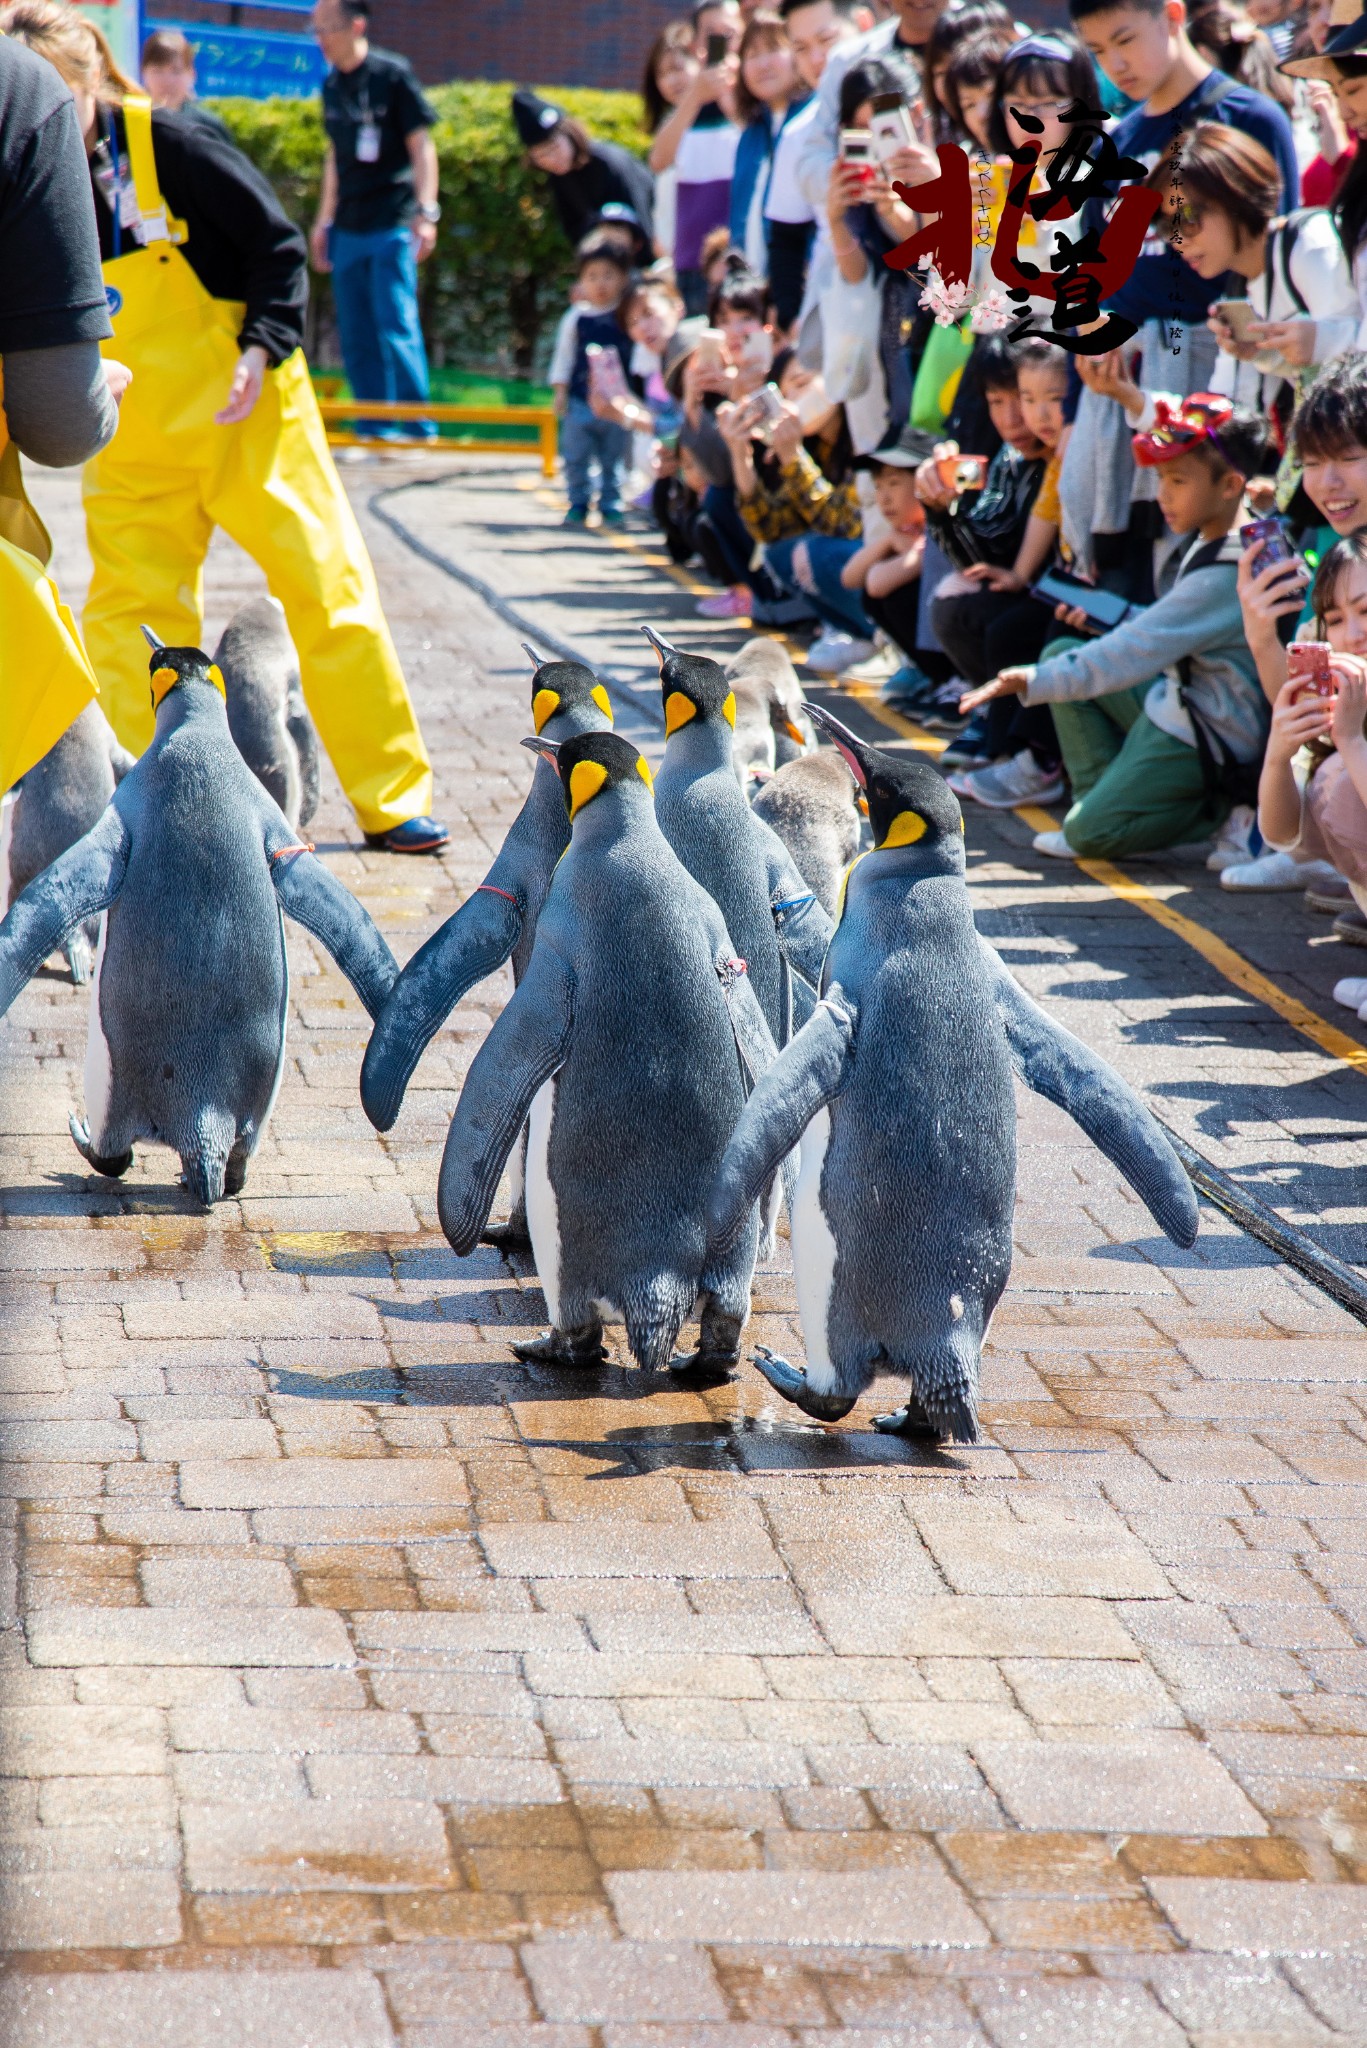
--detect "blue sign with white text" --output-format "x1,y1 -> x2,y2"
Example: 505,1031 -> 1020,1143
149,20 -> 326,99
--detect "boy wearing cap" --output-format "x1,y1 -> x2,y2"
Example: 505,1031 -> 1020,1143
960,398 -> 1274,863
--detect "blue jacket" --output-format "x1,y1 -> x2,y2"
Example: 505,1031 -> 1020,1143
727,93 -> 812,266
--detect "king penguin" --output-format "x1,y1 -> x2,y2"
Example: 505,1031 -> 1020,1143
0,630 -> 398,1206
214,597 -> 320,832
707,706 -> 1199,1442
3,703 -> 136,984
645,627 -> 832,1047
437,729 -> 780,1383
360,647 -> 614,1247
750,748 -> 865,918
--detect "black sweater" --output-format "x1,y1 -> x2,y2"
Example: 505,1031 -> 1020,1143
91,107 -> 307,365
546,140 -> 655,251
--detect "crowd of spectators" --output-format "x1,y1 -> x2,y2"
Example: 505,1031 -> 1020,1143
511,0 -> 1367,998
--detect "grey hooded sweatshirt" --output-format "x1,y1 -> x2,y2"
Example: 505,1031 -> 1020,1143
1023,530 -> 1269,764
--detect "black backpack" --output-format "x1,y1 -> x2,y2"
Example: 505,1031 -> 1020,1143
1173,536 -> 1263,809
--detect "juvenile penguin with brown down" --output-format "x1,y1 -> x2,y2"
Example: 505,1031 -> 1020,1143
707,707 -> 1199,1442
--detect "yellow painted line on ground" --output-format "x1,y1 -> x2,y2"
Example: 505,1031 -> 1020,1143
1012,802 -> 1367,1077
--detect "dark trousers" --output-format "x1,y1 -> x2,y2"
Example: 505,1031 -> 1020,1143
695,484 -> 786,603
862,583 -> 955,684
767,220 -> 815,330
932,588 -> 1060,768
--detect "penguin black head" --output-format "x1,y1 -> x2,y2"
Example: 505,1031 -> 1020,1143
521,642 -> 613,735
808,705 -> 964,858
521,728 -> 654,823
141,624 -> 226,711
640,626 -> 736,739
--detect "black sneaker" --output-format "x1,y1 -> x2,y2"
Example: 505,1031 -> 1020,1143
365,816 -> 450,854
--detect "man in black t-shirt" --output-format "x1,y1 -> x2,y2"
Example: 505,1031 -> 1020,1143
309,0 -> 438,436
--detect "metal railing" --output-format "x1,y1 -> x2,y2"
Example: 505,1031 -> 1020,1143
316,398 -> 557,477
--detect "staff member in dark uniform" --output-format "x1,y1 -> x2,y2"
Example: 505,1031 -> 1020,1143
309,0 -> 439,437
513,87 -> 655,254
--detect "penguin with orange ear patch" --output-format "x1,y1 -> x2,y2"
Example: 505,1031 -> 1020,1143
361,649 -> 614,1253
0,628 -> 396,1206
436,729 -> 778,1382
707,707 -> 1198,1443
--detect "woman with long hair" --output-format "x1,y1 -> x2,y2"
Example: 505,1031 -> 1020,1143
2,0 -> 445,848
641,21 -> 697,262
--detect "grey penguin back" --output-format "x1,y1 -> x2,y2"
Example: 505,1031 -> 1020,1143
214,597 -> 319,829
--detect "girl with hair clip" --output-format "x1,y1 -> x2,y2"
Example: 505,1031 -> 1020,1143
919,0 -> 1014,143
1258,535 -> 1367,1010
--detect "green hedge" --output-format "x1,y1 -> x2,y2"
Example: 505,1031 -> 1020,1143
209,82 -> 649,377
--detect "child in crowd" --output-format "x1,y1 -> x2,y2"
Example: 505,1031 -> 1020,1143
940,337 -> 1071,807
916,338 -> 1049,719
1259,538 -> 1367,1000
960,398 -> 1275,861
837,421 -> 935,680
650,0 -> 744,313
549,233 -> 635,529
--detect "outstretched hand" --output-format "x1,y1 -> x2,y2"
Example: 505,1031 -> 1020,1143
215,346 -> 268,426
958,667 -> 1032,714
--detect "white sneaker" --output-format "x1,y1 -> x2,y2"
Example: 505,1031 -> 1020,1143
1333,976 -> 1367,1011
1220,851 -> 1340,892
805,630 -> 877,676
955,749 -> 1066,809
1032,827 -> 1077,859
1206,804 -> 1257,871
843,642 -> 899,683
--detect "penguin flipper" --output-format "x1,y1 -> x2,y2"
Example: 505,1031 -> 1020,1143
437,942 -> 576,1257
708,988 -> 857,1257
361,886 -> 525,1132
0,809 -> 128,1019
285,689 -> 322,833
980,937 -> 1199,1250
268,844 -> 398,1021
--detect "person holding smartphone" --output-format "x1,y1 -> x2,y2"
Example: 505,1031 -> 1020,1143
650,1 -> 744,313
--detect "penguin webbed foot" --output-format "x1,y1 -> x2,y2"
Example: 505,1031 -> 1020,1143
512,1325 -> 608,1369
751,1345 -> 857,1422
68,1115 -> 132,1181
669,1347 -> 739,1388
481,1215 -> 533,1253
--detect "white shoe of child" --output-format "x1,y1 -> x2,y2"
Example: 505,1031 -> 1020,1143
1220,851 -> 1340,892
1206,803 -> 1257,871
806,630 -> 877,676
1332,976 -> 1367,1011
1032,828 -> 1078,860
954,748 -> 1066,809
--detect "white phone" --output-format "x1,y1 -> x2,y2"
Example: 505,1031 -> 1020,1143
869,93 -> 914,165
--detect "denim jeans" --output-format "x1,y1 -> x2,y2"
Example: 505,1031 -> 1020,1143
764,535 -> 870,638
329,223 -> 432,437
561,396 -> 630,515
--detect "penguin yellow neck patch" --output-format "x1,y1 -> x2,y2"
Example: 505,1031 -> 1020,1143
664,692 -> 697,736
590,684 -> 613,721
636,755 -> 654,790
532,688 -> 560,733
568,759 -> 609,818
150,667 -> 179,708
722,691 -> 736,729
879,810 -> 927,849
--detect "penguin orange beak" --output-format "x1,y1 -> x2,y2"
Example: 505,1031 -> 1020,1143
807,702 -> 871,788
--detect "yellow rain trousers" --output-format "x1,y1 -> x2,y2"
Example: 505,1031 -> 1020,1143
0,371 -> 99,793
86,98 -> 432,832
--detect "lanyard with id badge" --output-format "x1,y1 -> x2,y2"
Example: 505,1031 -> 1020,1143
352,82 -> 382,163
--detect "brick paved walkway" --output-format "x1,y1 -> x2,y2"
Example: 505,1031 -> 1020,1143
2,460 -> 1366,2046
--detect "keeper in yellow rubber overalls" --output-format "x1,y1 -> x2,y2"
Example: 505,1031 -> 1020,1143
6,2 -> 448,853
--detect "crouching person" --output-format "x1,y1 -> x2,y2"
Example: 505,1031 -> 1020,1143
959,399 -> 1274,862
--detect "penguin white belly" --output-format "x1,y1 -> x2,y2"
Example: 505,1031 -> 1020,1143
82,915 -> 113,1148
250,909 -> 292,1159
791,1105 -> 838,1393
525,1075 -> 562,1327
